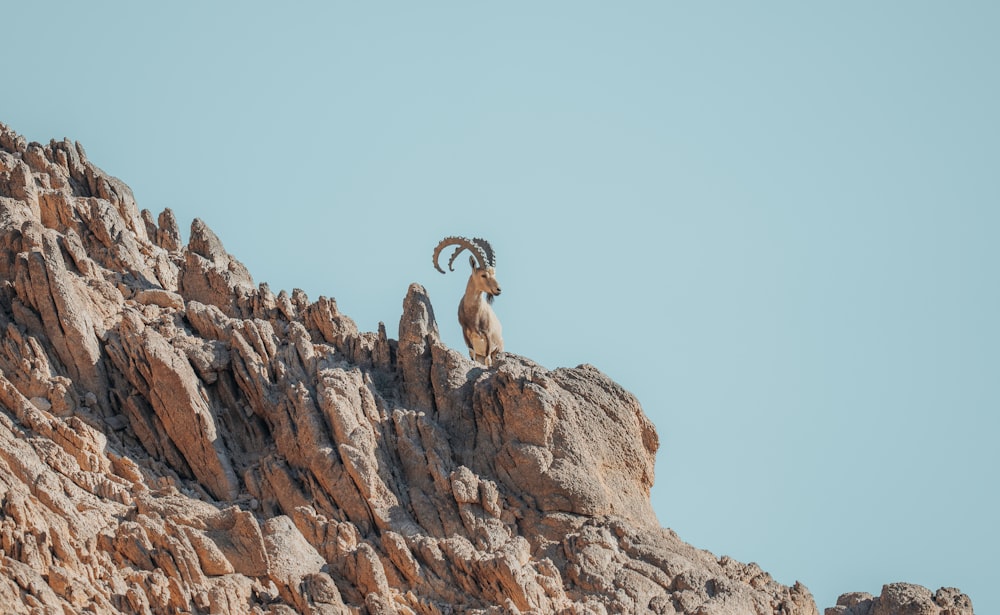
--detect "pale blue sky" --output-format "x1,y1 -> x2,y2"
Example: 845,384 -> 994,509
5,2 -> 998,611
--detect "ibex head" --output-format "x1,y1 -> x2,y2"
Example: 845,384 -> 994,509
433,236 -> 502,302
433,236 -> 504,365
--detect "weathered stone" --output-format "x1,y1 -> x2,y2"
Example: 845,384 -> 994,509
105,310 -> 239,500
132,287 -> 184,310
397,283 -> 439,410
830,584 -> 976,615
179,218 -> 254,316
0,121 -> 974,615
262,515 -> 331,610
156,207 -> 182,252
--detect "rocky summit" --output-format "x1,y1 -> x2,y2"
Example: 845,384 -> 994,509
0,121 -> 974,614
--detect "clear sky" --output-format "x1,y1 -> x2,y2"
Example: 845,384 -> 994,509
5,2 -> 998,611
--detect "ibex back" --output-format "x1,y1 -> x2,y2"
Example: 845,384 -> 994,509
432,236 -> 504,366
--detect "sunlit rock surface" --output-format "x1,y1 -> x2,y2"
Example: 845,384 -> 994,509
0,122 -> 971,614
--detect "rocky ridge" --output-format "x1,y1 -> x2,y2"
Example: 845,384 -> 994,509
0,122 -> 974,614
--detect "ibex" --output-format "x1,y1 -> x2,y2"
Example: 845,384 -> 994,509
432,236 -> 504,366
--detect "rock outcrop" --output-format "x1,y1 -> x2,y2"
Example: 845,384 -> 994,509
826,584 -> 973,615
0,121 -> 973,614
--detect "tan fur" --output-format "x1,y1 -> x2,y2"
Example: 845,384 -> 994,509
459,260 -> 503,366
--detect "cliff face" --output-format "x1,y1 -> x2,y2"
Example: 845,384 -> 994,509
0,122 -> 971,615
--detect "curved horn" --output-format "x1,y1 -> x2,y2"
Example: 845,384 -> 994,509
432,236 -> 488,274
446,246 -> 466,271
471,238 -> 495,267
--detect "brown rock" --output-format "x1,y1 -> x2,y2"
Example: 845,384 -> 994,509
397,283 -> 440,410
155,207 -> 182,252
829,583 -> 975,615
0,121 -> 975,615
468,360 -> 659,527
132,287 -> 184,310
262,514 -> 344,611
180,218 -> 255,316
106,310 -> 239,500
11,226 -> 109,400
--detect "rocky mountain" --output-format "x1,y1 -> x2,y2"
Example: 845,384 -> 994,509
0,121 -> 974,614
